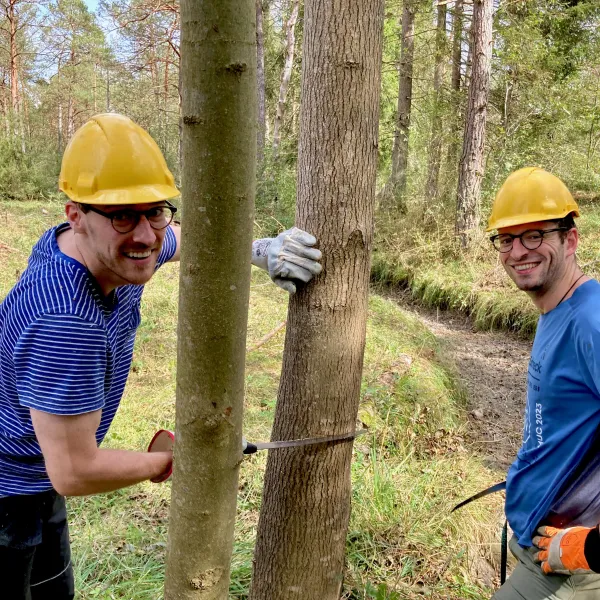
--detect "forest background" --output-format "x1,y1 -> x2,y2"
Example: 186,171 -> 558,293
1,0 -> 599,324
1,0 -> 600,598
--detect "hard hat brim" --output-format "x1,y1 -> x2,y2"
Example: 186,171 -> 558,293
61,183 -> 180,206
486,208 -> 580,232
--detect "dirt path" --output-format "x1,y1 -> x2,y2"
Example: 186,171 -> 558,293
388,289 -> 532,473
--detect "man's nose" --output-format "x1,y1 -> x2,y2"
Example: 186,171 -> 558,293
509,236 -> 529,260
131,215 -> 156,245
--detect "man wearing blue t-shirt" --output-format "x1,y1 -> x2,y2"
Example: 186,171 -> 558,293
0,113 -> 323,599
487,167 -> 600,599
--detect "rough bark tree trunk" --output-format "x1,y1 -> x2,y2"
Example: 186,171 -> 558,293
256,0 -> 266,164
444,0 -> 464,191
379,0 -> 416,213
163,1 -> 256,598
455,0 -> 493,248
249,1 -> 384,599
271,0 -> 299,159
424,0 -> 447,213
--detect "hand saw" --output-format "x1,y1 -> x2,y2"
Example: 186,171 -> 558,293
242,428 -> 367,454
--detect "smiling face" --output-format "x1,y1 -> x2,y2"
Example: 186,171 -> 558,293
66,201 -> 168,295
498,220 -> 578,295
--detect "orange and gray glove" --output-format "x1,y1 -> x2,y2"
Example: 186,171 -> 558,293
532,525 -> 600,575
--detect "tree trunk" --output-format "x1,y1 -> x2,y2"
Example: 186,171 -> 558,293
8,0 -> 18,113
163,0 -> 256,598
163,48 -> 170,155
455,0 -> 493,248
57,62 -> 63,153
256,0 -> 266,164
424,0 -> 447,213
444,0 -> 464,192
7,0 -> 18,142
379,0 -> 416,213
249,1 -> 384,599
451,0 -> 463,93
106,65 -> 110,111
271,0 -> 299,159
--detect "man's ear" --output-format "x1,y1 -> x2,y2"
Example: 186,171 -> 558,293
565,227 -> 579,258
65,201 -> 86,234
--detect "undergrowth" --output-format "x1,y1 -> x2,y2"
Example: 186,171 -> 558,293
372,199 -> 600,339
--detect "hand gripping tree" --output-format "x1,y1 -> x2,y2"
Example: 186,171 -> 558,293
250,2 -> 385,599
164,1 -> 256,598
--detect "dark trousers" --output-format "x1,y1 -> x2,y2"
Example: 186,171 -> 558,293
0,490 -> 75,600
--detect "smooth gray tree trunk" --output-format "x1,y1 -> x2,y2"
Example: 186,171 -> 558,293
164,1 -> 256,598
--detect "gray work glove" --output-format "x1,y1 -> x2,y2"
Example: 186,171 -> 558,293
251,227 -> 322,294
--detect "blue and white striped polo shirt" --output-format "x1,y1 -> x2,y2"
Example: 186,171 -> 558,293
0,223 -> 177,496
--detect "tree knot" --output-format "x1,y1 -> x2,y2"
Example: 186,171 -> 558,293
225,62 -> 247,75
189,567 -> 224,590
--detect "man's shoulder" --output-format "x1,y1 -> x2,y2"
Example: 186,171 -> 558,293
3,252 -> 103,331
568,280 -> 600,341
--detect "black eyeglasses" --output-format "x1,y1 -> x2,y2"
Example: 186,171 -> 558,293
83,201 -> 177,234
490,228 -> 568,253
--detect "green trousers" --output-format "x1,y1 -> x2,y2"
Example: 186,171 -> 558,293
492,536 -> 600,600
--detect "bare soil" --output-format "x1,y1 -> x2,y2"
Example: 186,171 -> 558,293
387,288 -> 532,474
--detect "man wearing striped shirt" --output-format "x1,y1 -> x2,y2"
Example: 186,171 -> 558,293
0,114 -> 323,599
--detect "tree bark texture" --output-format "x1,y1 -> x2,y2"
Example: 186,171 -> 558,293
249,1 -> 384,599
271,0 -> 299,158
164,1 -> 256,598
455,0 -> 493,248
380,0 -> 415,213
451,0 -> 463,94
445,0 -> 464,187
256,0 -> 266,164
424,1 -> 447,210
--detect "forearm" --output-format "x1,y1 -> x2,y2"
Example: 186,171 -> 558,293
52,448 -> 171,496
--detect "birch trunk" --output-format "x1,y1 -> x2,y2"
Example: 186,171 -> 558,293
249,1 -> 384,598
256,0 -> 266,164
163,0 -> 256,598
271,0 -> 299,159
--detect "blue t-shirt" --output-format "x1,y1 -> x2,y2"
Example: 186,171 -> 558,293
505,279 -> 600,546
0,223 -> 177,496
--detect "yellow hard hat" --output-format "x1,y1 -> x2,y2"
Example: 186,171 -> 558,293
486,167 -> 579,232
58,113 -> 180,205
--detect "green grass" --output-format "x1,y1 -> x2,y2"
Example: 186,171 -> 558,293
0,200 -> 504,599
372,200 -> 600,339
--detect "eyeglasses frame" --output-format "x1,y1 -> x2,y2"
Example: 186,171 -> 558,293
82,201 -> 178,234
489,227 -> 569,253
